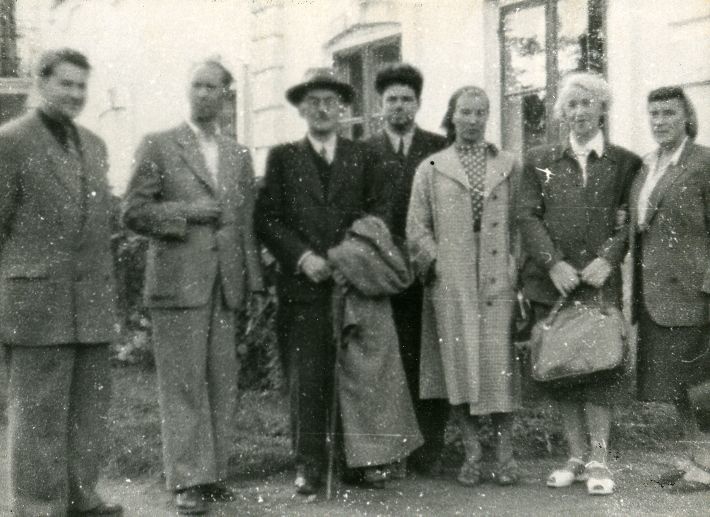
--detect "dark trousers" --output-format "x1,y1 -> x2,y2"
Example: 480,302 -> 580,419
6,344 -> 111,516
150,285 -> 238,491
280,297 -> 335,474
391,283 -> 449,468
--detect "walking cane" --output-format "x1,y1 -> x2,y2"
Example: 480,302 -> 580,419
326,284 -> 345,500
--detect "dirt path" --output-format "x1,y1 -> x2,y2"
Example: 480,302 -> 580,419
1,447 -> 707,516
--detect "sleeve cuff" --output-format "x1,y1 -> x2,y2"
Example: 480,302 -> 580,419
296,250 -> 314,274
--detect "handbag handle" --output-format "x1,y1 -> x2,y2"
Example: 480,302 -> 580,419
543,286 -> 611,329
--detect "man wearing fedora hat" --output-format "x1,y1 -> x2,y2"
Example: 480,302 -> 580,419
255,68 -> 390,495
365,63 -> 449,477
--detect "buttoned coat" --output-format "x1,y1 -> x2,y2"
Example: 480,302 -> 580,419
0,111 -> 118,345
255,137 -> 388,303
516,142 -> 641,305
407,145 -> 520,409
123,123 -> 263,309
629,141 -> 710,326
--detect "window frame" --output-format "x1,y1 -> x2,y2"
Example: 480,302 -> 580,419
499,0 -> 607,150
333,34 -> 402,140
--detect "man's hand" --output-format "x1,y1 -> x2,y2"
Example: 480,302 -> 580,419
332,268 -> 348,286
301,254 -> 331,283
580,257 -> 612,288
549,260 -> 580,296
183,200 -> 221,224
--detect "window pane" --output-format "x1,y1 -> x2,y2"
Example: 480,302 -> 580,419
335,52 -> 364,117
558,0 -> 604,74
373,42 -> 400,68
501,4 -> 547,95
502,90 -> 546,153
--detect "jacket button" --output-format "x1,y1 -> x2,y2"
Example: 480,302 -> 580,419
490,278 -> 496,284
210,245 -> 218,251
74,273 -> 84,282
492,195 -> 498,200
669,277 -> 679,284
491,222 -> 499,228
491,249 -> 498,255
486,301 -> 493,306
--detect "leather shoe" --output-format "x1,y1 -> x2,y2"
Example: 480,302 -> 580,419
175,488 -> 207,515
68,502 -> 123,516
342,467 -> 386,489
200,483 -> 236,502
294,464 -> 321,495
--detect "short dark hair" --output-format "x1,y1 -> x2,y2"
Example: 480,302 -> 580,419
375,63 -> 424,99
441,86 -> 489,143
36,48 -> 91,78
190,59 -> 233,88
648,86 -> 698,139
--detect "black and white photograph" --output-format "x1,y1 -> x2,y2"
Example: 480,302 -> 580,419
0,0 -> 709,515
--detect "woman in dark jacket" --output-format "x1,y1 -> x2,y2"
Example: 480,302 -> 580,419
630,86 -> 710,491
516,72 -> 641,496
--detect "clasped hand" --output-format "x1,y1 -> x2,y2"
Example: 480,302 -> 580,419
550,257 -> 611,295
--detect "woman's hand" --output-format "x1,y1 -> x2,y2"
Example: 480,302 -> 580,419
581,257 -> 612,288
549,260 -> 580,295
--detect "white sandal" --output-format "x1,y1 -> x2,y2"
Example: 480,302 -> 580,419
547,457 -> 587,488
586,460 -> 615,496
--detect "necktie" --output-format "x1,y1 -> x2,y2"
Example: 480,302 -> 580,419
396,138 -> 405,159
319,146 -> 329,164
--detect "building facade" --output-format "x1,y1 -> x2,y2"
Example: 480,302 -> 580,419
249,0 -> 710,173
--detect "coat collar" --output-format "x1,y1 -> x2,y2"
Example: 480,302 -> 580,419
548,140 -> 619,165
30,111 -> 85,204
173,123 -> 217,194
634,140 -> 699,229
432,143 -> 509,197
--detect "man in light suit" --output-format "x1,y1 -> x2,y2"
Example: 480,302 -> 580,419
255,68 -> 389,495
364,64 -> 448,476
0,48 -> 122,516
123,60 -> 263,514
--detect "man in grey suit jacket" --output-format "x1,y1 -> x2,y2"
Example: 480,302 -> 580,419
0,49 -> 122,516
123,61 -> 263,514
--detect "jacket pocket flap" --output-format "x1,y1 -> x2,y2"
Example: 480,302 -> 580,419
4,265 -> 50,279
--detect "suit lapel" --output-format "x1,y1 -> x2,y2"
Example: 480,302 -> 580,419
628,164 -> 649,230
643,144 -> 694,227
32,115 -> 83,204
483,150 -> 510,199
296,138 -> 326,203
432,146 -> 469,190
174,123 -> 217,195
327,137 -> 350,203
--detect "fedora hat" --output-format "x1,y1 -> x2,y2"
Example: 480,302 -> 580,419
286,67 -> 355,106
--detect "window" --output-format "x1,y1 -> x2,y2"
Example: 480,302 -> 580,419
500,0 -> 605,152
334,36 -> 401,140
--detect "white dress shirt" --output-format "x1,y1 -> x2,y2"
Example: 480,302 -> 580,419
187,120 -> 220,184
307,132 -> 337,164
384,126 -> 416,156
570,131 -> 605,187
637,137 -> 688,226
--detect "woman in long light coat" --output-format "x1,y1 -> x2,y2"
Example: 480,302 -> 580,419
407,86 -> 521,487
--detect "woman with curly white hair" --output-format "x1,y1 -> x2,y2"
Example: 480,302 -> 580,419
516,72 -> 642,495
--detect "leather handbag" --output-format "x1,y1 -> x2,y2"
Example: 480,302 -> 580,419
530,293 -> 627,384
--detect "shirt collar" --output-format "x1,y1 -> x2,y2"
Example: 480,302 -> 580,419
570,130 -> 604,158
644,137 -> 689,171
666,137 -> 688,166
307,132 -> 337,155
384,125 -> 416,151
454,140 -> 499,156
187,119 -> 219,141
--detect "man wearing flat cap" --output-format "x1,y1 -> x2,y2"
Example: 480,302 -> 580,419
255,68 -> 390,494
365,63 -> 448,476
